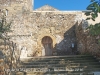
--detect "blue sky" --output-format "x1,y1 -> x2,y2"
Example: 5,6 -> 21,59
34,0 -> 91,10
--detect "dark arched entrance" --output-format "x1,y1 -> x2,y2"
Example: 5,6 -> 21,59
42,36 -> 53,56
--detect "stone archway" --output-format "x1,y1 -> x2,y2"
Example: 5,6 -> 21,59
42,36 -> 53,56
37,33 -> 56,56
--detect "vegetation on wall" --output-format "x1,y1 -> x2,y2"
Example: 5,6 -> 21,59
0,13 -> 11,39
85,0 -> 100,44
0,11 -> 20,75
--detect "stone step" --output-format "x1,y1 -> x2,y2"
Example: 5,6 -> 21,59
23,71 -> 100,75
22,56 -> 94,59
26,72 -> 95,75
24,55 -> 93,58
25,60 -> 98,62
27,73 -> 94,75
21,58 -> 97,62
18,55 -> 100,75
16,71 -> 95,75
20,55 -> 93,59
22,58 -> 99,62
20,62 -> 100,68
20,65 -> 100,69
17,68 -> 100,72
21,60 -> 99,65
20,55 -> 94,61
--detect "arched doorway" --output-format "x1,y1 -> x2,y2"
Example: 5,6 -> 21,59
42,36 -> 53,56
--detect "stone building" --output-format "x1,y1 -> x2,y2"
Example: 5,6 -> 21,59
0,0 -> 100,57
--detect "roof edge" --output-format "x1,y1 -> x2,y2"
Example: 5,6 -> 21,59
32,10 -> 92,12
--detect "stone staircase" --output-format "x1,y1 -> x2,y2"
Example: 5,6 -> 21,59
16,55 -> 100,75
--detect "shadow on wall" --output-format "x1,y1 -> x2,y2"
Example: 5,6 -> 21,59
75,21 -> 100,57
54,22 -> 78,56
32,22 -> 78,56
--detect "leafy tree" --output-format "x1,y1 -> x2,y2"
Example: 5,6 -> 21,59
85,0 -> 100,20
85,0 -> 100,44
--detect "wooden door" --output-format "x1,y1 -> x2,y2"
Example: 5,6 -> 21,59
42,36 -> 53,56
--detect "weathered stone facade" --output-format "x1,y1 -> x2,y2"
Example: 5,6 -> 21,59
0,0 -> 100,57
8,11 -> 80,56
76,22 -> 100,57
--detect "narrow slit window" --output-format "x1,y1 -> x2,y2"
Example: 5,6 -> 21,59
6,9 -> 8,16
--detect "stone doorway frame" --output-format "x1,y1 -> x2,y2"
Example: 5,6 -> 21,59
37,33 -> 56,56
42,36 -> 53,56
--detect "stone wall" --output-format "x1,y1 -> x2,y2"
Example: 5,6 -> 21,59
10,11 -> 100,57
0,0 -> 33,14
7,11 -> 80,56
76,21 -> 100,57
2,0 -> 99,57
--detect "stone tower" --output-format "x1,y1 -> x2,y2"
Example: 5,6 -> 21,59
0,0 -> 34,11
24,0 -> 33,11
